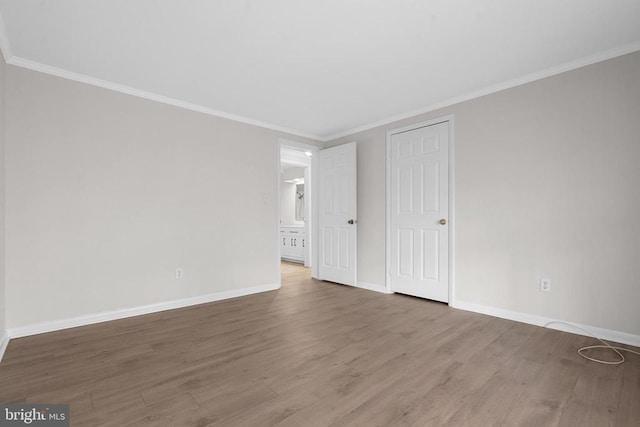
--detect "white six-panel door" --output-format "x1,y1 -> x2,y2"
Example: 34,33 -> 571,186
389,122 -> 449,302
318,142 -> 357,286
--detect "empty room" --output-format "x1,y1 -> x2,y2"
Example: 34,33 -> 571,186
0,1 -> 639,426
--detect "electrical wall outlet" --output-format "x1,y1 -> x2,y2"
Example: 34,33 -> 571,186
176,268 -> 183,279
540,277 -> 551,293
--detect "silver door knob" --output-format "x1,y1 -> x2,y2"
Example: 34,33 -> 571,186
439,219 -> 447,225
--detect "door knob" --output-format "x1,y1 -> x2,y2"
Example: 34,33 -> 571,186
348,219 -> 357,224
439,219 -> 447,225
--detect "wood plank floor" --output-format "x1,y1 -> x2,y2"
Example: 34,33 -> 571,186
1,262 -> 639,426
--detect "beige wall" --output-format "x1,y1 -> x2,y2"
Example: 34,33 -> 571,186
327,51 -> 640,336
3,47 -> 640,338
4,65 -> 319,329
0,53 -> 5,337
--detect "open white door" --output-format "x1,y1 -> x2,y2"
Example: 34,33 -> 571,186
318,142 -> 357,286
389,122 -> 449,302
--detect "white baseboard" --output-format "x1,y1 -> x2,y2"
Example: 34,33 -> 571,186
452,300 -> 640,348
0,330 -> 8,363
7,283 -> 280,339
357,281 -> 390,294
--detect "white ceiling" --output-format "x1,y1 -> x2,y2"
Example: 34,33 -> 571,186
1,1 -> 640,140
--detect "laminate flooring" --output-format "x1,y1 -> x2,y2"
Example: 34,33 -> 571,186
1,262 -> 638,426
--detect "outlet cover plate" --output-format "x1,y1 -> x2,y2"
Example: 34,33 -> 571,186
540,277 -> 551,293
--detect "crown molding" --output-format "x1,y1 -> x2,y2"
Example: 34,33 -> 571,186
0,7 -> 321,140
5,55 -> 324,142
0,8 -> 12,62
325,41 -> 640,141
1,5 -> 639,143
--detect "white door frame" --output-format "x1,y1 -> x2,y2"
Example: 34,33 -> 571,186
277,138 -> 321,284
385,115 -> 456,306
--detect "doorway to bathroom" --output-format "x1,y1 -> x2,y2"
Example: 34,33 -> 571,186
278,139 -> 317,280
